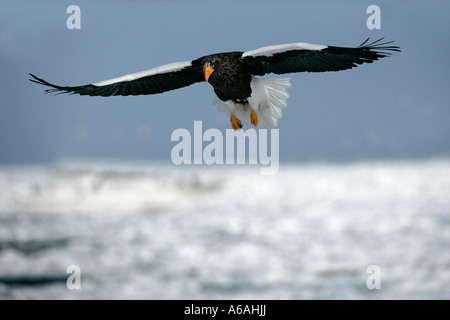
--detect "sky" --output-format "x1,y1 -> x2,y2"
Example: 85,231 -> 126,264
1,0 -> 449,164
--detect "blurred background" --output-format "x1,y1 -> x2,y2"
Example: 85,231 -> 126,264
0,0 -> 449,299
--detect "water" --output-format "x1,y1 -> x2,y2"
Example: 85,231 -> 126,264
0,158 -> 449,299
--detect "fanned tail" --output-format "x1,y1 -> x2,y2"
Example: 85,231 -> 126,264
214,77 -> 291,130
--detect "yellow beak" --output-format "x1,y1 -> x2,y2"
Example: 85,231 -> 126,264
203,66 -> 214,82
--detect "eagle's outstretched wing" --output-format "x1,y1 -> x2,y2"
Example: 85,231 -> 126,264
29,59 -> 204,97
243,38 -> 401,76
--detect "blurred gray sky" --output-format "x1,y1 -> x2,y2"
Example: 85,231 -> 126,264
1,0 -> 449,164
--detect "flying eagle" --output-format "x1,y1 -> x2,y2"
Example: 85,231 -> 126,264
30,38 -> 400,130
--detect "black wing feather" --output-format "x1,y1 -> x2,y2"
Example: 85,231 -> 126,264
245,38 -> 401,76
29,59 -> 203,97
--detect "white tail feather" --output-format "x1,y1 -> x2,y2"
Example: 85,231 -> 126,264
214,77 -> 291,129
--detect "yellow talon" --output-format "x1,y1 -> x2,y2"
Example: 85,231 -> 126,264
250,109 -> 258,127
230,114 -> 242,131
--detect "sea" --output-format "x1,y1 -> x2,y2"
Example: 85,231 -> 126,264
0,158 -> 449,300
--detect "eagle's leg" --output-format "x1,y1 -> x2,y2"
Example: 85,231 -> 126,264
250,109 -> 258,127
230,114 -> 242,131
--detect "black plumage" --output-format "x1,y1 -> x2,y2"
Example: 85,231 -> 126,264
200,52 -> 253,102
30,62 -> 204,97
245,38 -> 400,75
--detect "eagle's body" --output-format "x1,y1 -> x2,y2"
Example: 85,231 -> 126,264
202,52 -> 253,103
30,38 -> 400,129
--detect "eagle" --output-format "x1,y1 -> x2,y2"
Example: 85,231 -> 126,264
30,38 -> 400,130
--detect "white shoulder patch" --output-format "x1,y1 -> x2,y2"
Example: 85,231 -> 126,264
93,60 -> 192,86
242,42 -> 328,58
